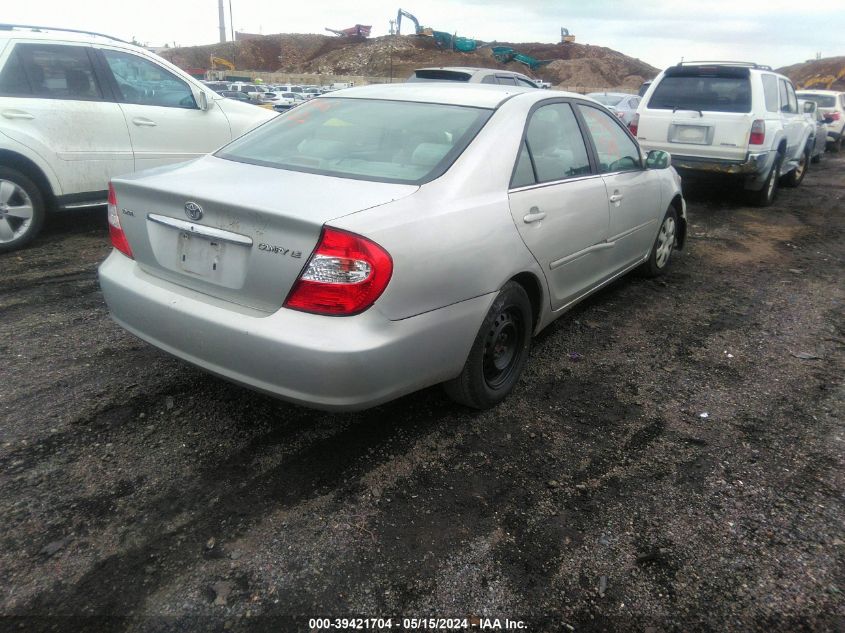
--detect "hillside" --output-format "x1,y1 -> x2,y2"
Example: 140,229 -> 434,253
160,33 -> 659,89
777,56 -> 845,91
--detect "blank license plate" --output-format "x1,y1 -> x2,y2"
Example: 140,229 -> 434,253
670,125 -> 710,144
178,232 -> 221,276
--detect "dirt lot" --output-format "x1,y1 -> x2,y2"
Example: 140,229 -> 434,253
1,155 -> 843,632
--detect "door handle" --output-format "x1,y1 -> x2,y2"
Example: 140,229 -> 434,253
132,117 -> 157,127
1,109 -> 34,120
523,207 -> 546,224
609,192 -> 624,203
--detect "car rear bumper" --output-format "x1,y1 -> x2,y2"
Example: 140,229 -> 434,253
99,252 -> 492,411
670,150 -> 776,191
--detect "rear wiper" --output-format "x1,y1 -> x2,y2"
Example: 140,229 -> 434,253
671,105 -> 704,117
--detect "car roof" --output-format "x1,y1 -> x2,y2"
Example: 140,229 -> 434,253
321,82 -> 542,108
415,66 -> 527,76
587,91 -> 635,98
796,89 -> 842,95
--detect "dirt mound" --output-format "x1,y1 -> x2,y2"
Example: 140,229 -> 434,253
777,56 -> 845,91
162,33 -> 659,88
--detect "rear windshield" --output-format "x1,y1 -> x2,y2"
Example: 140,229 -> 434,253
409,70 -> 472,82
217,97 -> 492,184
588,94 -> 625,106
649,67 -> 751,113
798,93 -> 836,108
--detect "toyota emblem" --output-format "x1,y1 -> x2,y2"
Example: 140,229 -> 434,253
184,201 -> 203,221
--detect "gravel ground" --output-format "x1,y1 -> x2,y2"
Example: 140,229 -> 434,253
1,155 -> 843,633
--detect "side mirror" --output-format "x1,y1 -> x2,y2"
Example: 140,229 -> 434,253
646,149 -> 671,170
194,89 -> 210,111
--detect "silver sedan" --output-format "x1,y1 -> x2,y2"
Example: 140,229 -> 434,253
99,83 -> 686,410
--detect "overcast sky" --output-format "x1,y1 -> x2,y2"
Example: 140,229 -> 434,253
6,1 -> 842,70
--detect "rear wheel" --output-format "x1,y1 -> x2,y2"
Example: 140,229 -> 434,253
831,136 -> 843,153
749,153 -> 781,207
0,167 -> 46,254
444,281 -> 532,409
781,146 -> 810,188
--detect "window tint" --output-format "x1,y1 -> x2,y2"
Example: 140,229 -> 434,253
778,79 -> 790,113
102,50 -> 196,109
649,75 -> 751,113
798,93 -> 836,107
516,77 -> 537,88
762,74 -> 779,112
511,141 -> 535,188
481,75 -> 498,85
15,44 -> 102,100
0,49 -> 31,95
578,104 -> 641,173
523,103 -> 591,183
497,76 -> 517,86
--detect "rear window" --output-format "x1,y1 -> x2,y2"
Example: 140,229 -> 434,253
648,67 -> 751,113
798,93 -> 836,108
409,70 -> 472,82
217,97 -> 492,185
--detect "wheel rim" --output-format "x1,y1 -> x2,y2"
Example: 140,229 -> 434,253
0,179 -> 34,244
766,163 -> 778,200
655,216 -> 676,268
795,151 -> 807,180
482,307 -> 524,390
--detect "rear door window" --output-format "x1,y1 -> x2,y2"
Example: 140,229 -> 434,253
497,76 -> 517,86
518,102 -> 591,184
648,66 -> 751,113
0,48 -> 32,96
14,43 -> 103,100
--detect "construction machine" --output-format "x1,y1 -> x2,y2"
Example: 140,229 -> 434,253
491,46 -> 551,71
396,8 -> 425,35
210,55 -> 235,71
325,25 -> 372,37
560,27 -> 575,43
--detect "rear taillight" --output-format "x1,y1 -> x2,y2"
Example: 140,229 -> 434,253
284,227 -> 392,316
829,111 -> 841,121
628,113 -> 639,136
107,183 -> 133,259
750,119 -> 766,145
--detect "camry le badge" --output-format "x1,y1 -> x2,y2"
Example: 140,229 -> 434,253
184,201 -> 203,221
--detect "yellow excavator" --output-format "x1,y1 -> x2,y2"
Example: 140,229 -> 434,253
210,55 -> 235,71
800,66 -> 845,90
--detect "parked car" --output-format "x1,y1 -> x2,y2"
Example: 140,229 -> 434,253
633,62 -> 815,206
795,89 -> 844,152
586,92 -> 640,124
0,24 -> 276,253
799,99 -> 828,163
228,83 -> 269,102
219,90 -> 252,103
408,67 -> 540,88
202,81 -> 230,94
99,83 -> 685,411
271,92 -> 306,111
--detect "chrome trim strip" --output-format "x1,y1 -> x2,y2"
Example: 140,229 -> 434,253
607,218 -> 657,243
61,200 -> 107,209
549,241 -> 614,270
508,173 -> 602,193
146,213 -> 253,246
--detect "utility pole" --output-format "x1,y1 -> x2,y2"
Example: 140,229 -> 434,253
218,0 -> 226,43
229,0 -> 236,70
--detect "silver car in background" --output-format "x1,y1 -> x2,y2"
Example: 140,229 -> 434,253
99,84 -> 685,411
586,92 -> 641,125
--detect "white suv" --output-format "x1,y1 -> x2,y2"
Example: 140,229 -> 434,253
0,25 -> 276,252
631,62 -> 814,206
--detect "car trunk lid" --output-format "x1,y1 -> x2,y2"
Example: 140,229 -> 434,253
113,155 -> 417,312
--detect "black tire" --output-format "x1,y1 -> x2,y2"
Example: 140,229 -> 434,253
641,206 -> 678,278
832,136 -> 843,153
781,146 -> 810,188
444,281 -> 532,409
0,167 -> 46,254
749,152 -> 782,207
811,148 -> 822,164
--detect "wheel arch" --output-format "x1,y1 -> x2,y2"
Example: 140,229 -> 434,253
670,194 -> 687,249
0,149 -> 58,208
509,271 -> 544,333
